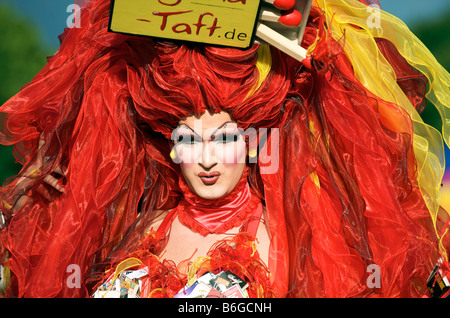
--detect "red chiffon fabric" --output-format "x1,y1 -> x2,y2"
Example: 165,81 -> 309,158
0,0 -> 446,298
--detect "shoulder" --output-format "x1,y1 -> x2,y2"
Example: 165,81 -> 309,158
255,206 -> 270,265
137,209 -> 173,234
258,206 -> 271,239
149,210 -> 169,227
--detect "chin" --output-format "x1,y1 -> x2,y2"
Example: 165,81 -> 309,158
195,186 -> 229,200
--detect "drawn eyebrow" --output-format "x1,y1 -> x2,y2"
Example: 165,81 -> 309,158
175,124 -> 202,138
208,121 -> 236,137
176,121 -> 236,139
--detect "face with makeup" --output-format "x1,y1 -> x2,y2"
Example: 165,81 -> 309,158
171,111 -> 247,200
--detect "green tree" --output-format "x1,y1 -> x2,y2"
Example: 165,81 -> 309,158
0,3 -> 52,184
412,12 -> 450,71
411,11 -> 450,132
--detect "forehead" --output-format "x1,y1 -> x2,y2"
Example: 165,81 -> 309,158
178,111 -> 235,133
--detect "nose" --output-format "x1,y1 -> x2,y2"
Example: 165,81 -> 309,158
199,141 -> 217,170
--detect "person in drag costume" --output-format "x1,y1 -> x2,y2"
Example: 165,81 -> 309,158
0,0 -> 450,298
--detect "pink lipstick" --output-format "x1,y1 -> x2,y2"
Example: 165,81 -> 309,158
198,172 -> 221,185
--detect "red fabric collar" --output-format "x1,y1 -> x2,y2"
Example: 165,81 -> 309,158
176,170 -> 261,236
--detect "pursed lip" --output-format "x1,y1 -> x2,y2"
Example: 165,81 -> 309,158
198,171 -> 221,185
198,172 -> 221,177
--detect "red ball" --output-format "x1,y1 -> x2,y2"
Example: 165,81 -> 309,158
272,0 -> 295,10
278,9 -> 302,27
301,57 -> 313,70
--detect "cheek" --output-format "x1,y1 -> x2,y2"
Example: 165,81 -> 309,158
175,144 -> 200,168
219,162 -> 246,195
214,140 -> 246,165
180,163 -> 197,187
180,161 -> 194,170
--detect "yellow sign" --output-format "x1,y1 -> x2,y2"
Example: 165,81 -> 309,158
109,0 -> 262,48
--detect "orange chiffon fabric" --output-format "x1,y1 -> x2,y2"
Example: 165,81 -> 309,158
0,0 -> 447,298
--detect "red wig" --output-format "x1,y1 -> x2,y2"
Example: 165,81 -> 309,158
0,0 -> 445,297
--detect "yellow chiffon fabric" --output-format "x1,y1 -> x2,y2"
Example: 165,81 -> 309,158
248,44 -> 273,99
311,0 -> 450,257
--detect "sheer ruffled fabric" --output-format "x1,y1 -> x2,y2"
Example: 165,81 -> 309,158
312,0 -> 450,257
0,0 -> 448,298
0,0 -> 153,297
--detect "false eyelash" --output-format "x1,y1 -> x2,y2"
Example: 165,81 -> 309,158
212,132 -> 241,143
173,132 -> 201,144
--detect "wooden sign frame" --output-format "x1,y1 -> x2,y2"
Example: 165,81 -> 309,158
256,0 -> 313,61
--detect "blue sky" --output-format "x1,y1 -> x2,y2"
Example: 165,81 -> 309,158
0,0 -> 449,49
380,0 -> 450,24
